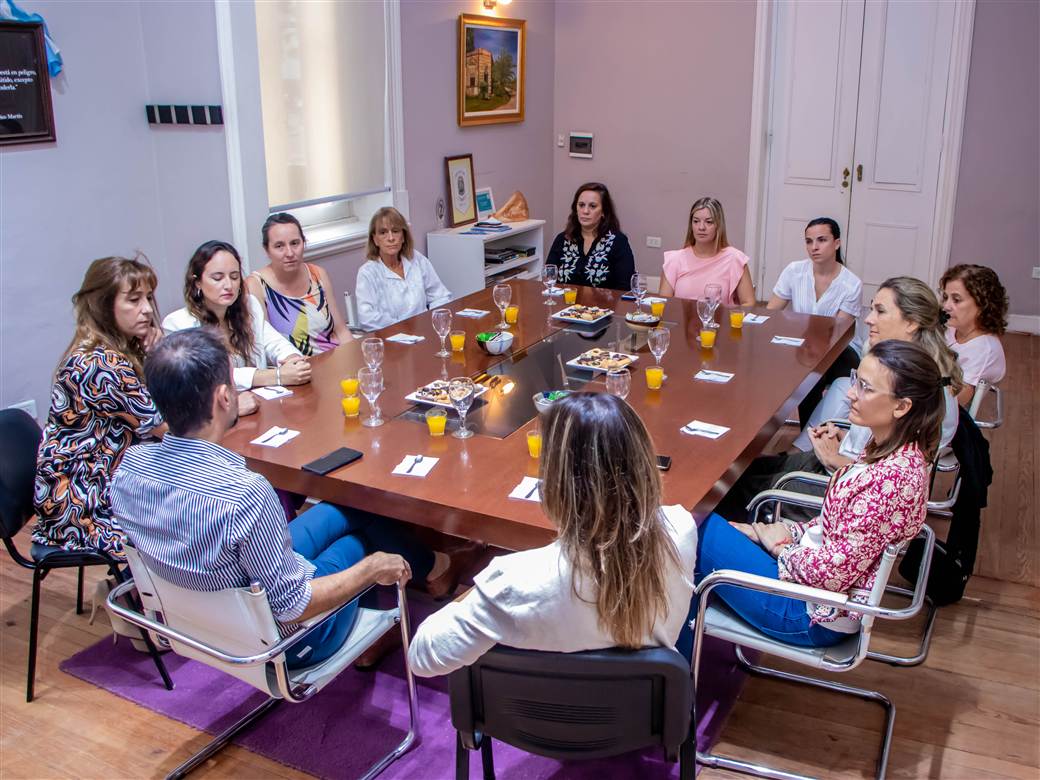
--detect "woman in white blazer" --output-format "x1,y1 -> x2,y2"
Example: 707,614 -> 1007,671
163,240 -> 311,392
407,393 -> 698,677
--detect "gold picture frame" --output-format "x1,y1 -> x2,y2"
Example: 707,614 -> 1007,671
445,154 -> 477,227
457,14 -> 526,127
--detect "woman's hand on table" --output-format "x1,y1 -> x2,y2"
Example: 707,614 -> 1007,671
278,355 -> 312,385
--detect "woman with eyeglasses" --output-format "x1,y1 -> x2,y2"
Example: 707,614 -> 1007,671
680,340 -> 944,653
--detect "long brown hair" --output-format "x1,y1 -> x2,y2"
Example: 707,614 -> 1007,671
184,240 -> 255,364
366,207 -> 414,261
683,196 -> 730,254
63,255 -> 158,378
539,393 -> 681,648
563,182 -> 621,244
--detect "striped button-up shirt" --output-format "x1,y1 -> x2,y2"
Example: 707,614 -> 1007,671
111,435 -> 314,630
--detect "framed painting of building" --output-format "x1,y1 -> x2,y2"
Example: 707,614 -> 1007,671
457,14 -> 525,127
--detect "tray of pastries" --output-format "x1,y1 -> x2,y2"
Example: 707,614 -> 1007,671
552,304 -> 613,324
566,348 -> 638,372
405,380 -> 489,408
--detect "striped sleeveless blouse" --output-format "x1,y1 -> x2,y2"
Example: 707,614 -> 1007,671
255,264 -> 338,355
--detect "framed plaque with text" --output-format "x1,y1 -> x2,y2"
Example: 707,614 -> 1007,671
0,21 -> 56,146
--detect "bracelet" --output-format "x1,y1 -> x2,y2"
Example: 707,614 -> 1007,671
276,366 -> 282,385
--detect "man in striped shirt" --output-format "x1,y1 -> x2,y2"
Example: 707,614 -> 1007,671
111,328 -> 432,668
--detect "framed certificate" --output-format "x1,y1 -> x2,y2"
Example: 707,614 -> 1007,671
445,154 -> 477,227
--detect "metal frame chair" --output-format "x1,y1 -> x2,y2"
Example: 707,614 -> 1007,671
692,488 -> 935,779
0,408 -> 172,702
968,379 -> 1003,430
107,544 -> 419,780
449,644 -> 696,780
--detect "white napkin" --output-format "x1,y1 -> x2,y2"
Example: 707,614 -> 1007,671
509,476 -> 542,502
680,420 -> 731,439
771,335 -> 805,346
743,313 -> 769,324
694,369 -> 734,383
455,308 -> 490,319
250,426 -> 300,447
644,296 -> 667,304
386,333 -> 425,344
392,454 -> 439,477
252,385 -> 293,400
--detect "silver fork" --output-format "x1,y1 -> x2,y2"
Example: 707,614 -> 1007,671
405,454 -> 424,474
258,427 -> 288,444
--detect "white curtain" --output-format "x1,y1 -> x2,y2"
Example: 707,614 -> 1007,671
255,0 -> 388,209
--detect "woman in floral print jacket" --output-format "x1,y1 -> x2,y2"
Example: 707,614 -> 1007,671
545,182 -> 635,292
682,339 -> 945,653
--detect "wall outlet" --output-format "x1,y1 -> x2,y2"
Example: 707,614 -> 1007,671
9,399 -> 37,420
556,134 -> 565,148
1032,266 -> 1040,280
646,236 -> 662,248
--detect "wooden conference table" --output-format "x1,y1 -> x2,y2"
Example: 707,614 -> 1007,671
223,281 -> 853,552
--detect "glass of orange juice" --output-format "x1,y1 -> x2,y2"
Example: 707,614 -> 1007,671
563,288 -> 578,305
700,327 -> 717,348
341,396 -> 361,417
650,300 -> 665,318
340,377 -> 359,396
645,366 -> 664,389
505,304 -> 520,324
449,329 -> 466,352
527,429 -> 542,458
729,308 -> 745,329
425,408 -> 447,436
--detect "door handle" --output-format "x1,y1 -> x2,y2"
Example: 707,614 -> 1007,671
856,164 -> 863,182
841,167 -> 850,188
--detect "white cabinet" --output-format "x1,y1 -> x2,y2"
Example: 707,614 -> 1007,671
426,219 -> 546,300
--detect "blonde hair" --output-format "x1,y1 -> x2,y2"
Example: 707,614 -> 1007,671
63,255 -> 158,378
540,393 -> 681,649
366,207 -> 414,261
683,196 -> 730,254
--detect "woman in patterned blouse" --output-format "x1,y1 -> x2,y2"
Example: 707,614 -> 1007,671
683,340 -> 945,652
545,182 -> 635,291
33,256 -> 167,557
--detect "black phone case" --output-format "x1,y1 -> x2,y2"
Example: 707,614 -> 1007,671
302,447 -> 363,475
656,455 -> 672,472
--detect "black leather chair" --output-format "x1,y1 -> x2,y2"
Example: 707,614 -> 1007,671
449,644 -> 695,780
0,408 -> 172,701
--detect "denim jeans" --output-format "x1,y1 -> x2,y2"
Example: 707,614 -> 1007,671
284,503 -> 433,668
675,513 -> 847,660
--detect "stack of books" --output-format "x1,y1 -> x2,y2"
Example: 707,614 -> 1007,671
485,247 -> 520,265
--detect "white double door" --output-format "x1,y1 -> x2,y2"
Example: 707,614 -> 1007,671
761,0 -> 958,300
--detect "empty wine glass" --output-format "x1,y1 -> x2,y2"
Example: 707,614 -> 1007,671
362,337 -> 384,369
606,368 -> 631,401
696,298 -> 714,330
493,283 -> 512,330
648,326 -> 670,379
705,283 -> 723,316
631,273 -> 648,313
542,265 -> 559,298
448,376 -> 476,439
358,366 -> 384,427
432,308 -> 452,358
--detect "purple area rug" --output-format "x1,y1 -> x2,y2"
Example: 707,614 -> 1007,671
60,615 -> 745,779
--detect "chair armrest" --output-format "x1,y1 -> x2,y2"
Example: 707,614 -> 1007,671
773,470 -> 831,491
107,579 -> 376,667
746,488 -> 825,523
972,383 -> 1003,429
879,525 -> 935,621
695,568 -> 851,613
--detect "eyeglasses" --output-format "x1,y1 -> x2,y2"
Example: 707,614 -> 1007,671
849,368 -> 894,399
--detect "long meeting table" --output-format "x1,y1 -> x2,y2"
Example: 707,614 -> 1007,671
222,280 -> 854,552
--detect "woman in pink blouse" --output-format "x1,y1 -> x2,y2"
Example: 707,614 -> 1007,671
659,197 -> 755,305
685,340 -> 944,651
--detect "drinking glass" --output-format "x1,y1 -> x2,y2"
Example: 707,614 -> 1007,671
358,366 -> 384,427
631,273 -> 648,313
448,377 -> 476,439
362,337 -> 384,369
605,368 -> 631,401
696,298 -> 714,330
493,283 -> 512,330
648,326 -> 670,379
431,308 -> 452,358
705,283 -> 723,316
542,264 -> 559,298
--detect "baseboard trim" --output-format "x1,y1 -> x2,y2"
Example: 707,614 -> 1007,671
1007,314 -> 1040,335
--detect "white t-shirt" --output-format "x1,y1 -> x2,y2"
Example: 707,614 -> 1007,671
773,259 -> 863,318
945,327 -> 1006,387
355,251 -> 452,332
407,505 -> 697,678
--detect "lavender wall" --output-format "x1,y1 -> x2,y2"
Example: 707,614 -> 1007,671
551,0 -> 758,278
949,0 -> 1040,319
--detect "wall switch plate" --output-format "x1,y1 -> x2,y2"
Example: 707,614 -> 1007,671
646,236 -> 662,248
1032,266 -> 1040,279
556,134 -> 565,147
9,399 -> 37,420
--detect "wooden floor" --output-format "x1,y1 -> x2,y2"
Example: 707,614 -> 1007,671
1,333 -> 1036,779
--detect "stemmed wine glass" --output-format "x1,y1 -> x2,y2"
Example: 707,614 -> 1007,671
448,376 -> 476,439
648,326 -> 670,379
696,298 -> 714,332
605,368 -> 631,401
542,265 -> 559,299
358,366 -> 384,427
432,308 -> 452,358
493,283 -> 512,330
631,273 -> 648,314
362,337 -> 384,369
704,283 -> 723,318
